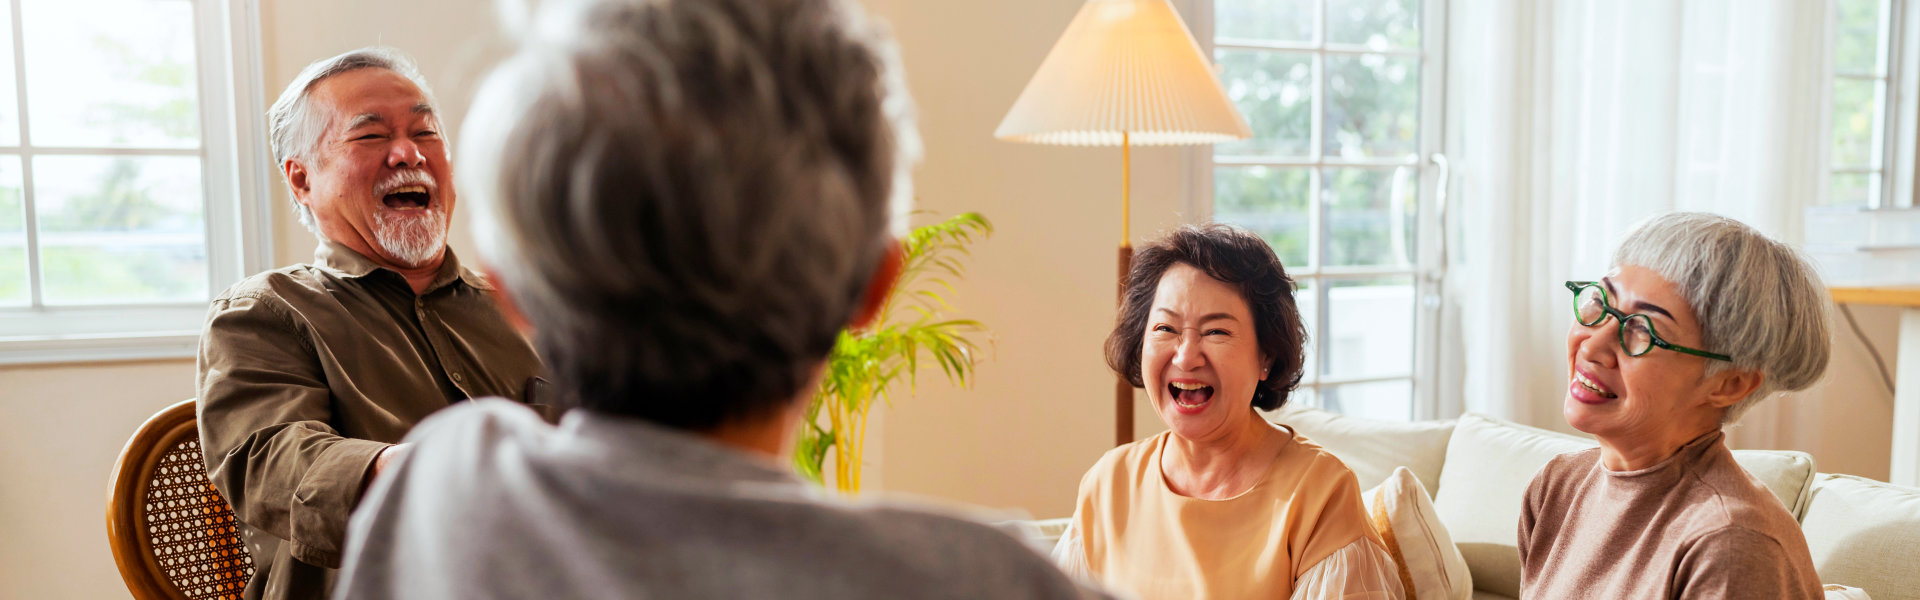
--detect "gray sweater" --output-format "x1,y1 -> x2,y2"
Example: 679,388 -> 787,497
335,399 -> 1114,600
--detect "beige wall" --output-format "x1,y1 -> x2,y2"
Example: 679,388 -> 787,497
0,361 -> 195,599
1777,305 -> 1899,479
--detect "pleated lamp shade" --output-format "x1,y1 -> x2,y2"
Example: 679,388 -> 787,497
996,0 -> 1251,146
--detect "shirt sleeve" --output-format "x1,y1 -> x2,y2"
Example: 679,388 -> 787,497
1049,513 -> 1094,584
1674,527 -> 1823,600
197,292 -> 390,569
1289,537 -> 1407,600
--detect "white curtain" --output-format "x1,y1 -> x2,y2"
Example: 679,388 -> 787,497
1441,0 -> 1832,438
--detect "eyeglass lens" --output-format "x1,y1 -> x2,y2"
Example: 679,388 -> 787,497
1574,284 -> 1656,355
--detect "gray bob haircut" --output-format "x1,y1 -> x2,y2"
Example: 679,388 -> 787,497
458,0 -> 919,430
266,46 -> 440,232
1611,212 -> 1832,423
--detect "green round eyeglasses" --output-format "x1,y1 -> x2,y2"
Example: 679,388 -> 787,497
1564,281 -> 1731,361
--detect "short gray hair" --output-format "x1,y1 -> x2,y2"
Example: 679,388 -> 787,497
267,46 -> 440,232
1612,212 -> 1832,423
459,0 -> 919,430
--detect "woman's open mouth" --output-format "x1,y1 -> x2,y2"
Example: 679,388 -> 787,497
1168,381 -> 1214,413
1572,370 -> 1618,402
382,185 -> 431,210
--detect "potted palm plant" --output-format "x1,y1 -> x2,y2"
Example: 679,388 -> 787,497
793,212 -> 992,492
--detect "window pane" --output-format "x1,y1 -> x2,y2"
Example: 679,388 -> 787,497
0,157 -> 22,305
1321,379 -> 1412,421
1324,276 -> 1413,378
1830,172 -> 1874,207
1263,386 -> 1316,416
1832,78 -> 1878,168
33,155 -> 205,304
1215,166 -> 1310,267
1297,278 -> 1317,383
1325,54 -> 1419,159
23,0 -> 199,148
1216,49 -> 1312,158
1327,0 -> 1420,48
1322,167 -> 1415,267
1215,0 -> 1314,43
1836,0 -> 1881,75
0,5 -> 19,147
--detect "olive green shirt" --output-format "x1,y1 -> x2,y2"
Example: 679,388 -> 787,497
196,240 -> 546,600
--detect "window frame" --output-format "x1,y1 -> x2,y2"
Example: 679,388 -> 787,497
1186,0 -> 1449,420
1837,0 -> 1905,208
0,0 -> 273,365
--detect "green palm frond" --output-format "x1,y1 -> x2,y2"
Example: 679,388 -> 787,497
793,212 -> 994,488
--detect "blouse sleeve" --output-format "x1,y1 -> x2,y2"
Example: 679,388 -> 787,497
1050,515 -> 1095,583
1288,537 -> 1406,600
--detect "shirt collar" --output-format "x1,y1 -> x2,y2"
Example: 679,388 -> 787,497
559,410 -> 802,488
313,238 -> 495,293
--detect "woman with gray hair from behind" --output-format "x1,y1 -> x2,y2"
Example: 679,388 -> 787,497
328,0 -> 1114,598
1519,212 -> 1830,599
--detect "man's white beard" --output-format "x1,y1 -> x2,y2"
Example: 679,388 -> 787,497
372,209 -> 448,268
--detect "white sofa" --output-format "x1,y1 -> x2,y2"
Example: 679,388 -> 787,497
1036,408 -> 1920,600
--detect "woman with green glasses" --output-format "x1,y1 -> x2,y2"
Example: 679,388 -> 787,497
1518,212 -> 1830,599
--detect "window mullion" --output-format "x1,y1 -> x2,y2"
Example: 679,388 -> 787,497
10,0 -> 37,309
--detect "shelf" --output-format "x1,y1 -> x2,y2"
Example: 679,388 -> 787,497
1831,286 -> 1920,307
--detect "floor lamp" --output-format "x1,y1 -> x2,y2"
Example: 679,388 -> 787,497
995,0 -> 1250,446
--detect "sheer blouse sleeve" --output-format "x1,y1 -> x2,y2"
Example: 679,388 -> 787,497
1288,536 -> 1406,600
1049,516 -> 1095,583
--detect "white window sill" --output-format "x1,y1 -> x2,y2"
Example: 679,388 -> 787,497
0,305 -> 205,365
0,332 -> 199,365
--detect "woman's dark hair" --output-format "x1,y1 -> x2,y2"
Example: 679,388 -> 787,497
1104,224 -> 1308,411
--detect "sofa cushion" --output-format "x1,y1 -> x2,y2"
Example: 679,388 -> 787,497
1432,414 -> 1595,598
1364,466 -> 1473,600
1727,449 -> 1818,520
1433,413 -> 1820,597
1800,474 -> 1920,600
1272,406 -> 1456,493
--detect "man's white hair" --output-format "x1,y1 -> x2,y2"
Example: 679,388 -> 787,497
266,46 -> 440,233
1611,212 -> 1833,424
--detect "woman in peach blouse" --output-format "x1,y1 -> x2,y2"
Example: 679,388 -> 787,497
1052,225 -> 1403,600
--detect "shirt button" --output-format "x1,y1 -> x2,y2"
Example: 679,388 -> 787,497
451,372 -> 464,383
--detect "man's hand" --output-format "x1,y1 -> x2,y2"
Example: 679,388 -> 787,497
359,443 -> 412,500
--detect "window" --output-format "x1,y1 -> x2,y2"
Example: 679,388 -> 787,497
1831,0 -> 1900,207
1194,0 -> 1444,420
0,0 -> 270,363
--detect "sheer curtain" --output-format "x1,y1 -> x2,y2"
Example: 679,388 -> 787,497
1440,0 -> 1831,436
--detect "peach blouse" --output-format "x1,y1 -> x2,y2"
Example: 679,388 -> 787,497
1052,429 -> 1403,600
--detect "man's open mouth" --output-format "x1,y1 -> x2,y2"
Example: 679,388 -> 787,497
1169,381 -> 1214,408
382,185 -> 431,210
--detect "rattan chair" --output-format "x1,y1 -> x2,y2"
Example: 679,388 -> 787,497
107,398 -> 256,600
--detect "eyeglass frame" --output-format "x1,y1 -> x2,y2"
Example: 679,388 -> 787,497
1563,281 -> 1732,362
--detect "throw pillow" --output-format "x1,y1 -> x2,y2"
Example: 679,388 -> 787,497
1363,466 -> 1472,600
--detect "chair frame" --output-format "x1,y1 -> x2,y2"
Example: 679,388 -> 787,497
107,398 -> 252,600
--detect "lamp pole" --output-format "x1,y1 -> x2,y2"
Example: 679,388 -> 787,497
1115,132 -> 1132,446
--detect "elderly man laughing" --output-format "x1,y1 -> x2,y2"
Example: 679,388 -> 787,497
194,47 -> 547,600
